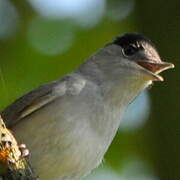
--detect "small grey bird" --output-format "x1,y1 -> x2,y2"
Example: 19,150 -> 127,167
1,33 -> 174,180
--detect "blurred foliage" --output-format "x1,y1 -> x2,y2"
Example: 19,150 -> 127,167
0,0 -> 179,180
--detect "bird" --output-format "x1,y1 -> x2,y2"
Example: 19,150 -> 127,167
1,33 -> 174,180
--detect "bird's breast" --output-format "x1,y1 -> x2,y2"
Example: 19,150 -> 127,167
12,92 -> 123,180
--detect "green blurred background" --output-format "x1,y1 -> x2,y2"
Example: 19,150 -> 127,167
0,0 -> 179,179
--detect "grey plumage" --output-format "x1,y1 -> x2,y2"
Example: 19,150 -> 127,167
1,33 -> 174,180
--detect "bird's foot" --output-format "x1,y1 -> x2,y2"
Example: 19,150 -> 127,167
19,144 -> 29,157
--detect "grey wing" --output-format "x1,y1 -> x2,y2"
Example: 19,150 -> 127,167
1,74 -> 86,128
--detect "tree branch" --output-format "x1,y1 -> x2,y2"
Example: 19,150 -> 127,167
0,116 -> 38,179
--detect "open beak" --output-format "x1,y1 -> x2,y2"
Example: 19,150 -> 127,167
136,61 -> 174,81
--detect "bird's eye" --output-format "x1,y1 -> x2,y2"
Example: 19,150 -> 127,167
122,45 -> 138,56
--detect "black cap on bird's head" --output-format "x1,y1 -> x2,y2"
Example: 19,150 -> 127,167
112,33 -> 157,58
113,33 -> 154,49
111,33 -> 174,81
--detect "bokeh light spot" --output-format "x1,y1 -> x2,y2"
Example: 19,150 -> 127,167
72,0 -> 106,28
0,0 -> 19,39
107,0 -> 135,21
85,166 -> 122,180
85,158 -> 159,180
28,0 -> 106,28
119,157 -> 159,180
27,17 -> 76,56
120,90 -> 151,132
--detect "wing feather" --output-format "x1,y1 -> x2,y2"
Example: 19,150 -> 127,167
1,74 -> 86,128
1,80 -> 64,127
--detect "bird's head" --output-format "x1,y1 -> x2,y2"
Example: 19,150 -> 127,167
93,33 -> 174,88
113,33 -> 174,81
